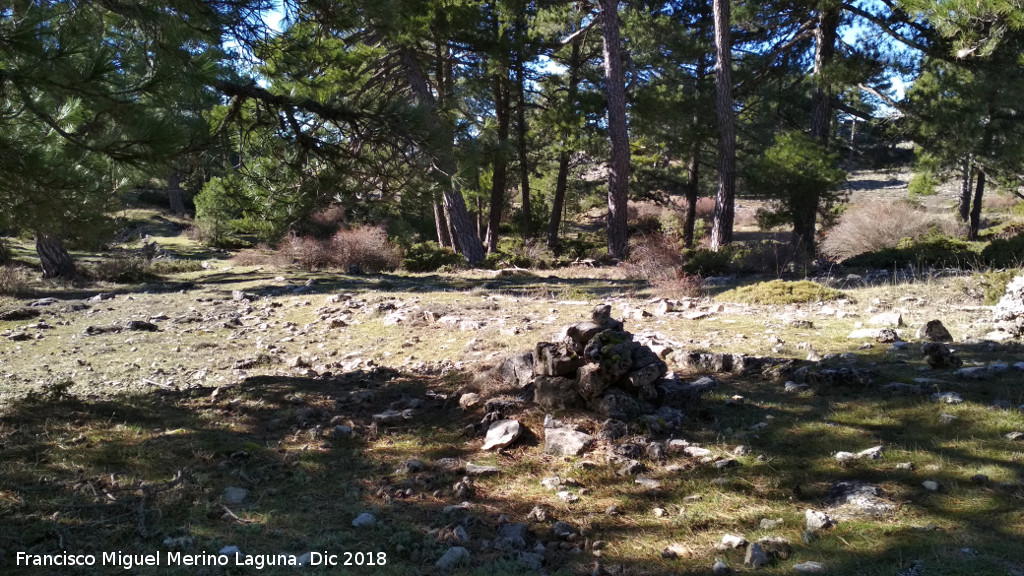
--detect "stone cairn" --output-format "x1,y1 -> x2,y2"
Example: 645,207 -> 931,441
499,304 -> 716,423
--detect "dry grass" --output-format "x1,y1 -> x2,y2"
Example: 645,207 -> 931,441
820,201 -> 964,262
0,265 -> 37,296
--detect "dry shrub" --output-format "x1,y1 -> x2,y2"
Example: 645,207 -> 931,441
984,193 -> 1023,212
625,233 -> 701,297
230,244 -> 277,267
275,226 -> 399,272
330,226 -> 400,272
821,201 -> 937,262
0,265 -> 37,296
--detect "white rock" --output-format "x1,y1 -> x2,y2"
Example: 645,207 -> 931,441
352,512 -> 376,527
793,561 -> 829,573
435,546 -> 470,570
805,509 -> 834,531
481,420 -> 522,450
869,312 -> 904,327
719,534 -> 748,549
922,480 -> 941,491
223,486 -> 248,505
857,445 -> 885,459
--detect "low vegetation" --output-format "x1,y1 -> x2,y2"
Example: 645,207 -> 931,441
718,279 -> 847,305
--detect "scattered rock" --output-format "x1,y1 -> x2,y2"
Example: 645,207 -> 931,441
793,561 -> 829,573
744,542 -> 769,569
921,342 -> 963,369
938,413 -> 958,425
825,480 -> 895,516
494,523 -> 529,552
544,420 -> 594,457
551,521 -> 576,540
712,559 -> 731,575
352,512 -> 376,527
922,480 -> 940,491
465,463 -> 501,476
0,308 -> 41,321
1004,431 -> 1024,441
760,518 -> 783,530
718,534 -> 748,550
757,536 -> 791,560
481,420 -> 523,450
869,312 -> 903,328
990,274 -> 1024,339
373,409 -> 415,424
955,366 -> 988,380
435,546 -> 470,571
498,352 -> 535,388
459,393 -> 482,410
805,509 -> 834,531
931,391 -> 964,404
453,477 -> 475,500
223,486 -> 248,505
636,476 -> 662,490
917,320 -> 953,342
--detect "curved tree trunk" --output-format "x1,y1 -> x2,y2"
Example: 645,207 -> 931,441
547,37 -> 582,250
598,0 -> 630,260
400,49 -> 486,265
709,0 -> 735,252
35,233 -> 76,279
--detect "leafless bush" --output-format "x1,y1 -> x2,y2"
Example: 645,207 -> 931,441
984,193 -> 1023,212
820,201 -> 936,262
230,244 -> 277,267
278,234 -> 333,271
624,233 -> 700,297
0,265 -> 37,296
330,226 -> 400,272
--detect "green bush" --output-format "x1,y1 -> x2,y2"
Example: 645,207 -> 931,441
719,279 -> 846,305
844,234 -> 982,269
980,234 -> 1024,268
908,171 -> 938,196
401,242 -> 464,272
90,256 -> 156,283
975,269 -> 1021,305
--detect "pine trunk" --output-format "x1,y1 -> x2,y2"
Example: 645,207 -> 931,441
0,239 -> 9,264
515,56 -> 532,238
35,233 -> 76,279
683,57 -> 706,249
709,0 -> 735,251
959,160 -> 974,222
598,0 -> 630,260
968,170 -> 985,240
434,200 -> 452,247
792,6 -> 840,256
485,71 -> 511,252
401,49 -> 486,265
168,170 -> 186,215
547,37 -> 582,249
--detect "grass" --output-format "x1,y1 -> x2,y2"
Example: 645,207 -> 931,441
2,229 -> 1024,575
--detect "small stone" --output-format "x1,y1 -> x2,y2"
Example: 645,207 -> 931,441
718,534 -> 748,549
712,559 -> 731,575
869,312 -> 904,328
955,366 -> 989,380
734,445 -> 750,456
637,477 -> 663,490
605,505 -> 621,515
896,462 -> 915,471
759,518 -> 783,530
931,391 -> 964,404
757,536 -> 791,560
552,521 -> 576,540
223,486 -> 248,505
938,413 -> 958,425
805,509 -> 834,531
784,381 -> 810,393
653,507 -> 667,518
713,458 -> 739,469
556,490 -> 579,503
1005,431 -> 1024,441
793,561 -> 829,573
744,542 -> 769,568
482,420 -> 522,450
435,546 -> 470,570
541,476 -> 563,491
971,474 -> 989,484
684,446 -> 712,458
352,512 -> 376,527
857,445 -> 885,459
544,427 -> 595,457
459,393 -> 482,409
465,463 -> 501,476
922,480 -> 940,491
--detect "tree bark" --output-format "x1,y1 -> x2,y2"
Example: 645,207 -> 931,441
959,159 -> 974,222
709,0 -> 735,252
35,233 -> 76,279
168,170 -> 186,215
547,36 -> 582,249
792,5 -> 840,256
598,0 -> 630,260
434,200 -> 452,247
968,170 -> 985,240
515,55 -> 532,238
682,57 -> 707,249
400,49 -> 486,265
485,70 -> 511,252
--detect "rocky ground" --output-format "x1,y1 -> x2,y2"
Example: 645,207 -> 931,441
2,259 -> 1024,575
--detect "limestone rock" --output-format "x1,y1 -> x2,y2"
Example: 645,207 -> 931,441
534,376 -> 583,410
744,543 -> 769,569
544,426 -> 594,457
498,352 -> 535,388
917,320 -> 953,342
435,547 -> 470,571
921,342 -> 963,369
805,509 -> 834,531
481,420 -> 523,450
869,312 -> 904,328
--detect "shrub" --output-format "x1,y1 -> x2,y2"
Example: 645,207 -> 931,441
820,201 -> 939,262
90,256 -> 155,283
682,247 -> 735,276
0,265 -> 36,296
193,176 -> 243,247
277,235 -> 332,271
402,241 -> 464,272
330,226 -> 400,272
146,260 -> 204,275
980,234 -> 1024,268
844,233 -> 982,269
907,171 -> 938,196
624,233 -> 701,298
975,269 -> 1021,305
719,279 -> 845,305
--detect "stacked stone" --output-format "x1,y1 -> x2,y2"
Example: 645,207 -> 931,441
992,274 -> 1024,338
506,304 -> 712,421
